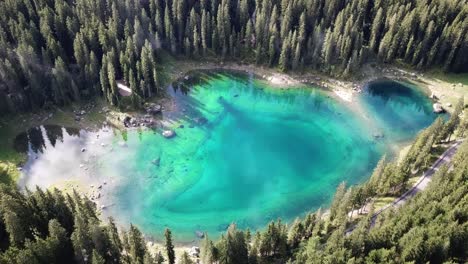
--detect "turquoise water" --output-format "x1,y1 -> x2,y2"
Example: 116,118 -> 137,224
19,72 -> 438,242
359,79 -> 438,142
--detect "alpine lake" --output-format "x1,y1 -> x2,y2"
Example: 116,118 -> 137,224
16,70 -> 438,242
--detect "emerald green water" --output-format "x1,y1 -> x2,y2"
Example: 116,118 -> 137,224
18,72 -> 438,242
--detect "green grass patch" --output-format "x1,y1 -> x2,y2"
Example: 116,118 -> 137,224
0,118 -> 26,185
373,196 -> 397,211
427,70 -> 468,85
407,176 -> 420,187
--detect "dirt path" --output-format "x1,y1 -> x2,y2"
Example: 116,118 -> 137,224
347,140 -> 463,233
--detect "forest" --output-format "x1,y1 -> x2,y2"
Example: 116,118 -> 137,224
0,0 -> 467,114
0,98 -> 466,264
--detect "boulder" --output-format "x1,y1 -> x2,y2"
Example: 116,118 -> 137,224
189,246 -> 200,258
123,116 -> 132,127
195,117 -> 208,125
433,103 -> 445,113
81,148 -> 86,152
162,130 -> 176,138
145,103 -> 162,115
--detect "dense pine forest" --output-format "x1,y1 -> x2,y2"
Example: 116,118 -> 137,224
0,0 -> 467,114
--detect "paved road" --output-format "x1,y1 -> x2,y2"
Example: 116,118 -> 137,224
347,140 -> 463,234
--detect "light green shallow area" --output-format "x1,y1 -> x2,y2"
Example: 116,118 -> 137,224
18,71 -> 437,242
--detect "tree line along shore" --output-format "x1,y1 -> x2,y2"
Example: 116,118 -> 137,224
0,0 -> 467,114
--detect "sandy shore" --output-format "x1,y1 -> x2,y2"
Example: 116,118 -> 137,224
166,60 -> 467,114
166,61 -> 361,103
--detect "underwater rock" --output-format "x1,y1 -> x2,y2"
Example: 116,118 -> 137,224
152,158 -> 161,166
195,117 -> 208,125
195,230 -> 205,239
162,130 -> 176,138
373,132 -> 384,139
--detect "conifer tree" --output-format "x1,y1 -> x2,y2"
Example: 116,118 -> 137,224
165,228 -> 175,264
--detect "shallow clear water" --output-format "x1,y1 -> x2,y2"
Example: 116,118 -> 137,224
18,72 -> 438,242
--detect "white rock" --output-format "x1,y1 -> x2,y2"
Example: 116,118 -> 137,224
162,130 -> 176,138
433,103 -> 445,113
